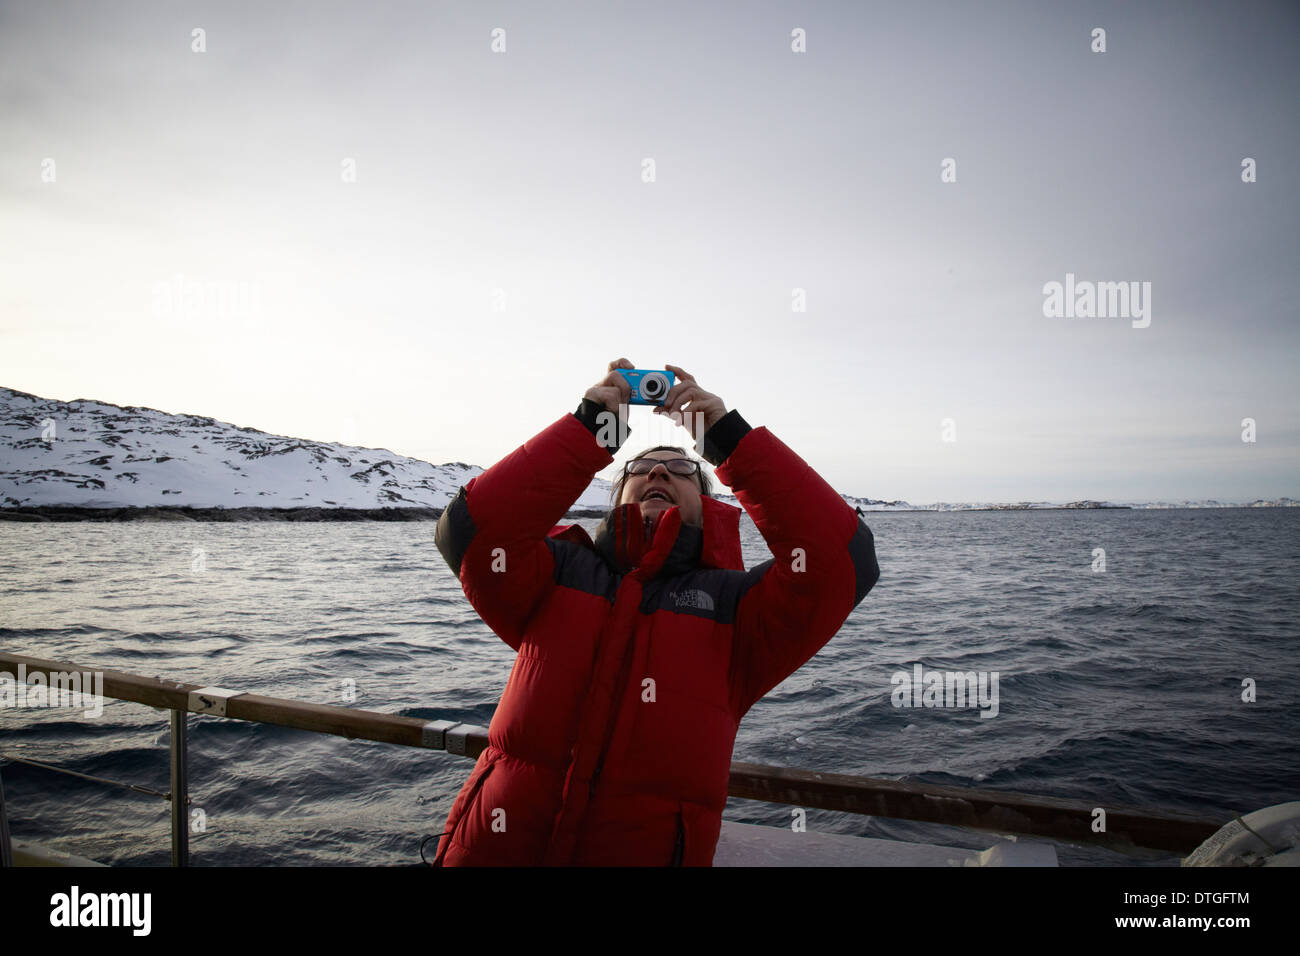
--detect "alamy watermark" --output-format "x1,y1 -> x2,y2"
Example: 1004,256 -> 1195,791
152,272 -> 261,324
50,886 -> 151,936
0,664 -> 105,718
891,663 -> 999,718
1042,272 -> 1151,328
594,405 -> 711,455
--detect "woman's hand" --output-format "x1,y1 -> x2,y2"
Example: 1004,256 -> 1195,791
654,364 -> 728,435
586,360 -> 728,437
584,358 -> 635,414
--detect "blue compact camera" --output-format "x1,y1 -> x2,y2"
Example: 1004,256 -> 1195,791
616,368 -> 675,406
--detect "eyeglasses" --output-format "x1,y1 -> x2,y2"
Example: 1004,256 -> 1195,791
624,457 -> 701,478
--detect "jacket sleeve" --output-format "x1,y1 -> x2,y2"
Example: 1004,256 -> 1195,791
434,398 -> 624,651
705,410 -> 880,717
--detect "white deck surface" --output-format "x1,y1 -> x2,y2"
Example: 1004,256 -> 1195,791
712,821 -> 1059,866
11,838 -> 108,867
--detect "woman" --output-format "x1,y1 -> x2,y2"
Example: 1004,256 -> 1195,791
432,359 -> 879,865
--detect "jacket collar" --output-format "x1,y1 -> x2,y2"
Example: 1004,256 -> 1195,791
549,495 -> 745,579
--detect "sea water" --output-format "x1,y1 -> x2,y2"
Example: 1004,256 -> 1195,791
1,508 -> 1295,866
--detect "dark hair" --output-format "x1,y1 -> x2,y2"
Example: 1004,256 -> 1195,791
610,445 -> 713,507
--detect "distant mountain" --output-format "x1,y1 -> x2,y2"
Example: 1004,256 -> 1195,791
0,386 -> 613,511
842,496 -> 1298,511
1,387 -> 1294,513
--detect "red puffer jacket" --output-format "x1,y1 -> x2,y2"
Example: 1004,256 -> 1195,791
432,401 -> 879,865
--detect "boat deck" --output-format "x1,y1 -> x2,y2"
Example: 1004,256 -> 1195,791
714,821 -> 1058,866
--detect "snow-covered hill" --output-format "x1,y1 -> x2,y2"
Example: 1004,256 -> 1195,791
0,387 -> 615,511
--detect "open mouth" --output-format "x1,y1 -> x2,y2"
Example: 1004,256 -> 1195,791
641,489 -> 674,504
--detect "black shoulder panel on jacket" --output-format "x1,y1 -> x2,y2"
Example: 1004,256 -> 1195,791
716,522 -> 878,620
545,536 -> 619,603
849,519 -> 881,604
435,486 -> 477,578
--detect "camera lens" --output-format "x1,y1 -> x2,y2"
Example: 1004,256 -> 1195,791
641,372 -> 669,400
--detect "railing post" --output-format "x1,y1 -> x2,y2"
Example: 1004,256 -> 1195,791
0,761 -> 14,867
170,709 -> 189,866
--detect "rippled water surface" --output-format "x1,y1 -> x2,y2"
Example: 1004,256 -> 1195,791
1,508 -> 1296,866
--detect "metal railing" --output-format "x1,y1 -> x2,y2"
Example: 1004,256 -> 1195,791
0,755 -> 12,867
0,651 -> 1227,864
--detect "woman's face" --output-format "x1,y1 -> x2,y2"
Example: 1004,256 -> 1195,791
618,450 -> 704,527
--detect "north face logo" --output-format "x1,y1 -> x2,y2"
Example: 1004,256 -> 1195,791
670,589 -> 714,611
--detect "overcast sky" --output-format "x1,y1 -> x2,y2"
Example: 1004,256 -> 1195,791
2,0 -> 1297,504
